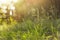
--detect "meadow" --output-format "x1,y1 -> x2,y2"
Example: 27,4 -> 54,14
0,8 -> 60,40
0,0 -> 60,40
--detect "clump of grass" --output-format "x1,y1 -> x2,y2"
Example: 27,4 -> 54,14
0,18 -> 58,40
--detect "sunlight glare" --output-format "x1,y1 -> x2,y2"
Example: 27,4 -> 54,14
0,0 -> 18,4
0,0 -> 7,4
3,6 -> 7,9
2,9 -> 7,13
13,0 -> 17,3
10,11 -> 12,15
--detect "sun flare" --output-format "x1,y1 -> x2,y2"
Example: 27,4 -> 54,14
0,0 -> 17,4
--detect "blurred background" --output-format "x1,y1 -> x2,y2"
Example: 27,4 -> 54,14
0,0 -> 60,40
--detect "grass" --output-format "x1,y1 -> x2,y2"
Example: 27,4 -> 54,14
0,18 -> 59,40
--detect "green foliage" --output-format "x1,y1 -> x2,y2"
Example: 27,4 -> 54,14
0,18 -> 59,40
0,1 -> 59,40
